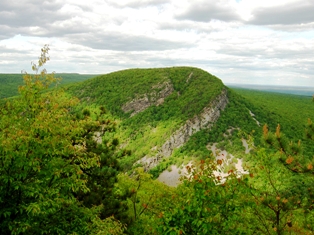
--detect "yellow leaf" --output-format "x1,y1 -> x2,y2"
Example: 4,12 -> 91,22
286,156 -> 294,164
282,198 -> 288,203
275,124 -> 281,138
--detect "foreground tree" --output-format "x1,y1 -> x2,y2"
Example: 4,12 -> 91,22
157,160 -> 251,234
116,168 -> 175,234
157,123 -> 314,235
248,124 -> 314,234
75,112 -> 130,223
0,45 -> 124,234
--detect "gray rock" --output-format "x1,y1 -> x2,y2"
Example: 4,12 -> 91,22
137,88 -> 229,171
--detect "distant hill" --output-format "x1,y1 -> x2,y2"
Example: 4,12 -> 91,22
0,73 -> 97,99
227,83 -> 314,96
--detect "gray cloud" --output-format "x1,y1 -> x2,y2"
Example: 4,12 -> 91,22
0,25 -> 16,40
265,23 -> 314,32
107,0 -> 168,8
0,0 -> 99,41
250,1 -> 314,25
157,20 -> 231,34
0,0 -> 69,39
65,32 -> 191,51
175,0 -> 240,22
217,44 -> 314,60
0,0 -> 66,27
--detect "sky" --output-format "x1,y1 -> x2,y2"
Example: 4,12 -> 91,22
0,0 -> 314,86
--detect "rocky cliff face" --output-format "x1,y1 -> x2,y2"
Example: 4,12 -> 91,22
121,81 -> 174,117
137,88 -> 229,171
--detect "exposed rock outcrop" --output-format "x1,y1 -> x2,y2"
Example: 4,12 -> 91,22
121,81 -> 174,117
137,88 -> 229,171
249,110 -> 260,126
186,72 -> 193,83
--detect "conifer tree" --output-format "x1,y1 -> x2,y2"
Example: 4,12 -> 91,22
75,110 -> 129,222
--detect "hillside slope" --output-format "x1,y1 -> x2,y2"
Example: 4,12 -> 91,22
67,67 -> 227,169
66,67 -> 314,175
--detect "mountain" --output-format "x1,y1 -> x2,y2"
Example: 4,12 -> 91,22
66,67 -> 229,169
2,67 -> 313,175
2,65 -> 314,234
66,66 -> 314,178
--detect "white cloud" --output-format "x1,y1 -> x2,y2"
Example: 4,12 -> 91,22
0,0 -> 313,86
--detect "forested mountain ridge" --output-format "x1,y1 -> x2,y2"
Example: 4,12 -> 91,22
1,52 -> 314,234
66,67 -> 228,170
66,67 -> 314,172
67,67 -> 225,119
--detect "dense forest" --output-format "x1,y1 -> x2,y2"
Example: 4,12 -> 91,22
0,46 -> 313,234
0,73 -> 95,99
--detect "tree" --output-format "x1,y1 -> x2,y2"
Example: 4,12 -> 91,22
116,168 -> 175,234
246,124 -> 314,234
157,159 -> 254,235
75,112 -> 130,223
0,45 -> 124,234
157,123 -> 314,235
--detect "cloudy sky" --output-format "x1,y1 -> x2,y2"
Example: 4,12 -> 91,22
1,0 -> 314,86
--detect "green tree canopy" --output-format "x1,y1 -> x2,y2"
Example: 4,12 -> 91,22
0,45 -> 124,234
